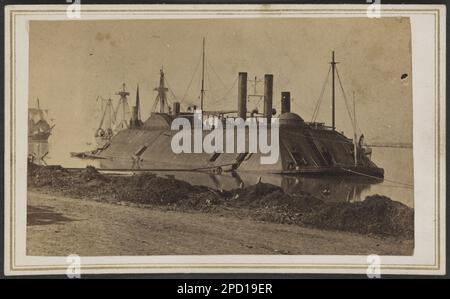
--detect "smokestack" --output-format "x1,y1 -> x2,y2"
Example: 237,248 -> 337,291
173,102 -> 181,116
281,92 -> 291,114
264,74 -> 273,120
238,72 -> 248,120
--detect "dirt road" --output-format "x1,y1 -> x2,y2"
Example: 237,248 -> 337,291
27,191 -> 413,256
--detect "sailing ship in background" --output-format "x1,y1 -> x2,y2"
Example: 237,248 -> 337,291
28,98 -> 53,165
94,83 -> 133,149
28,98 -> 54,142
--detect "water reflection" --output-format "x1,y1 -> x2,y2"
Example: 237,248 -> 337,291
280,175 -> 370,202
26,142 -> 410,206
230,172 -> 372,203
95,158 -> 375,203
98,165 -> 374,204
28,141 -> 49,166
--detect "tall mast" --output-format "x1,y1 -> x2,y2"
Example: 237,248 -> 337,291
136,84 -> 141,120
200,37 -> 205,111
331,51 -> 337,131
108,98 -> 112,129
160,70 -> 165,113
154,69 -> 169,113
122,84 -> 126,120
116,83 -> 130,127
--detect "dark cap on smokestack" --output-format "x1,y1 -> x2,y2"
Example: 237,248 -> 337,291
281,92 -> 291,114
238,72 -> 248,120
264,74 -> 273,120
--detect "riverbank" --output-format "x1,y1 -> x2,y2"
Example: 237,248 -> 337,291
27,191 -> 413,255
27,164 -> 414,255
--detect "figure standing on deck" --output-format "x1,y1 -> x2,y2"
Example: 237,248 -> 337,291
358,134 -> 365,148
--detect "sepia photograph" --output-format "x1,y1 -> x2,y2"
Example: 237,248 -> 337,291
4,4 -> 446,276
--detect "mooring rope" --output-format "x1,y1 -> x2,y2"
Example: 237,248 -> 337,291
340,167 -> 413,188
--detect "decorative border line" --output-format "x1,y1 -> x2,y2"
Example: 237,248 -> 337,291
4,5 -> 445,274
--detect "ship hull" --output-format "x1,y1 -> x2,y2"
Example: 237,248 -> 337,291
95,136 -> 111,149
28,132 -> 51,142
97,158 -> 383,179
94,114 -> 384,179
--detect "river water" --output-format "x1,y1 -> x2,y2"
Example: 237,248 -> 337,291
28,141 -> 414,208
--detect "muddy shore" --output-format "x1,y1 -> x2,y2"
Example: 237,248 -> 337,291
27,164 -> 414,240
27,191 -> 414,255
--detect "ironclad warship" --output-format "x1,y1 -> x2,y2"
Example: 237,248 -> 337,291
81,41 -> 384,179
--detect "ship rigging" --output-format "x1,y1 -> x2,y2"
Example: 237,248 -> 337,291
28,98 -> 54,142
75,39 -> 384,179
94,83 -> 132,149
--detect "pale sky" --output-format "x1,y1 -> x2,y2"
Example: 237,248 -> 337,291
29,17 -> 412,153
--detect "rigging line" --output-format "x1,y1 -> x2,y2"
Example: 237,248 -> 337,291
335,66 -> 355,128
216,75 -> 238,103
204,61 -> 219,104
312,66 -> 331,122
373,183 -> 414,190
164,77 -> 179,104
207,64 -> 217,104
181,51 -> 203,103
113,98 -> 121,121
205,63 -> 223,107
250,91 -> 264,110
254,96 -> 264,110
194,67 -> 202,106
311,65 -> 332,122
164,95 -> 172,112
164,93 -> 172,112
205,56 -> 228,91
286,131 -> 359,145
204,61 -> 210,99
340,167 -> 414,188
151,94 -> 159,112
340,167 -> 383,181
